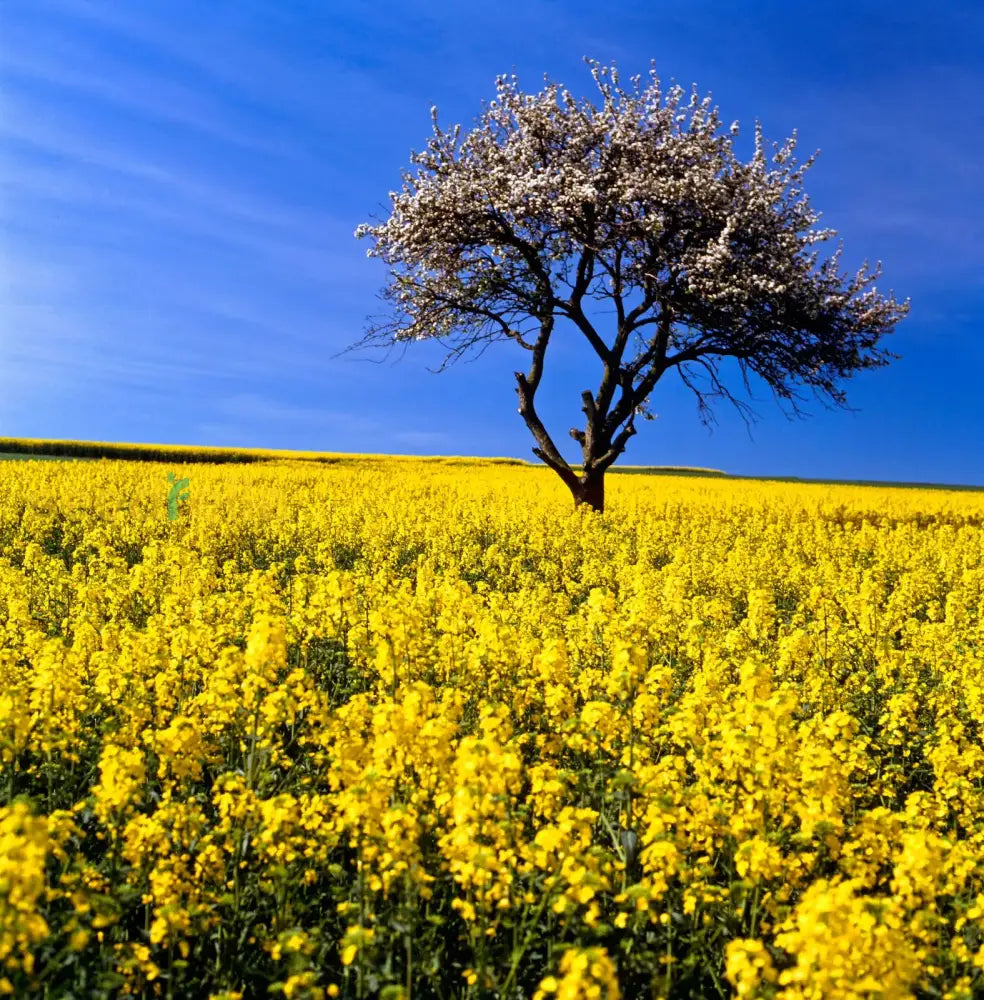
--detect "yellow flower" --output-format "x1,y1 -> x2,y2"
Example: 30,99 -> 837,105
0,802 -> 52,973
339,924 -> 374,967
725,939 -> 777,997
775,877 -> 921,999
534,947 -> 621,1000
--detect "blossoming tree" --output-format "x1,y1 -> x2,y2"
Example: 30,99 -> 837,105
354,60 -> 909,512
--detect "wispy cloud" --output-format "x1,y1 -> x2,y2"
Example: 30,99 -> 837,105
392,430 -> 451,447
213,393 -> 379,434
0,98 -> 333,234
35,0 -> 425,131
1,48 -> 293,158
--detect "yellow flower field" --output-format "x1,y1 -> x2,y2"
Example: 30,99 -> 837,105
1,456 -> 984,999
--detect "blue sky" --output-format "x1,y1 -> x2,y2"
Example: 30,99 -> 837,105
2,0 -> 982,484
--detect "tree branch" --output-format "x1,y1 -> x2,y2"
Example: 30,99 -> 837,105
515,316 -> 579,491
595,417 -> 637,473
428,291 -> 537,350
603,307 -> 676,438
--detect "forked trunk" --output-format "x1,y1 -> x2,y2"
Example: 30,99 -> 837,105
571,471 -> 605,513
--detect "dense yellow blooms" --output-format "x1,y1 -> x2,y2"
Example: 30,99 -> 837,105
533,946 -> 621,999
0,803 -> 50,977
1,456 -> 984,997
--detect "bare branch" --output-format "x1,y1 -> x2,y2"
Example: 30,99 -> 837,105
514,315 -> 578,489
594,416 -> 638,473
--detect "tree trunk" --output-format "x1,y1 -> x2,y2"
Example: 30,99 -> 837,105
571,470 -> 605,513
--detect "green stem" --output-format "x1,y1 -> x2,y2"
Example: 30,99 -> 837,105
663,926 -> 672,996
404,875 -> 413,1000
748,884 -> 761,937
500,873 -> 561,997
357,838 -> 366,1000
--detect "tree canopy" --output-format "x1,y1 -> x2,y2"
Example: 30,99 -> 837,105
354,60 -> 909,511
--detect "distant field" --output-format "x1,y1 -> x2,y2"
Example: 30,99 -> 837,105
607,465 -> 727,478
0,451 -> 97,462
0,437 -> 528,467
613,467 -> 984,492
1,438 -> 982,492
